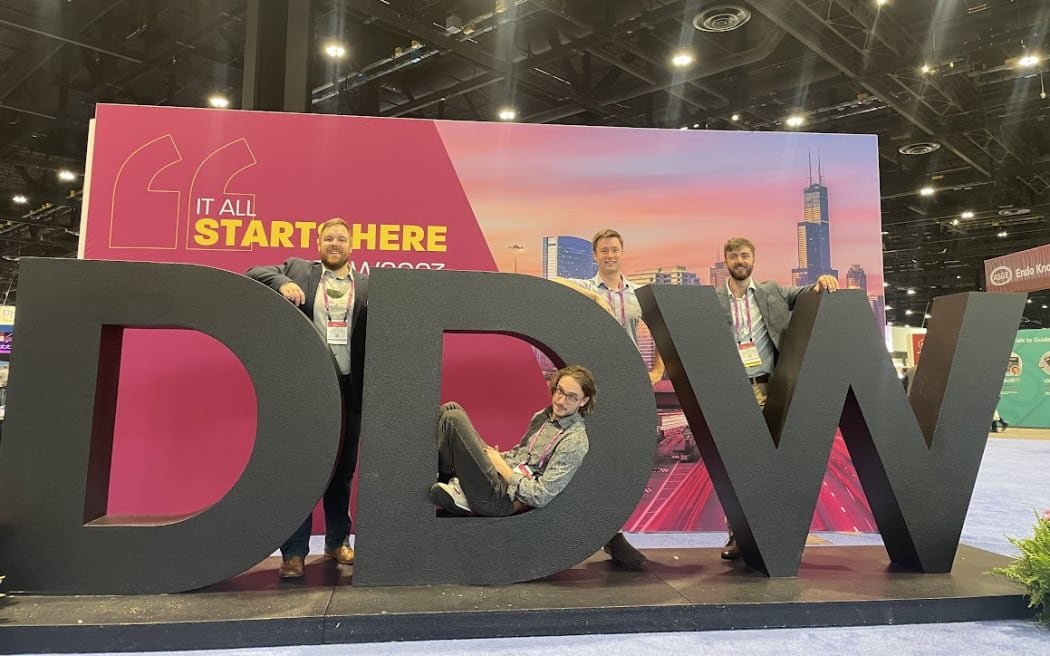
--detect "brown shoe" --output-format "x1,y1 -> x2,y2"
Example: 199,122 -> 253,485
278,555 -> 305,579
721,535 -> 741,560
323,544 -> 355,565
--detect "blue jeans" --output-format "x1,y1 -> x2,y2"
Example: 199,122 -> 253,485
280,383 -> 360,560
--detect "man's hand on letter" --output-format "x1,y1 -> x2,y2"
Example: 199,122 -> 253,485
278,281 -> 306,305
814,275 -> 839,293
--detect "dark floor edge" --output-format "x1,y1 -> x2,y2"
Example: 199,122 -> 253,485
1,595 -> 1033,653
326,596 -> 1036,644
0,617 -> 326,654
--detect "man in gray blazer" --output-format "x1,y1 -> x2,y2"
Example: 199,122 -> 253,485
247,217 -> 368,579
714,237 -> 838,559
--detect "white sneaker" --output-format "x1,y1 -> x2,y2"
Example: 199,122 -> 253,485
430,477 -> 471,515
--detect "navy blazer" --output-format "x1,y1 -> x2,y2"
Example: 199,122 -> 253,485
246,257 -> 368,413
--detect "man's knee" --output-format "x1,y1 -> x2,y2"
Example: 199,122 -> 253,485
438,406 -> 470,434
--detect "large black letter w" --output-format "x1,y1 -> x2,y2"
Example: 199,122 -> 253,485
638,287 -> 1025,576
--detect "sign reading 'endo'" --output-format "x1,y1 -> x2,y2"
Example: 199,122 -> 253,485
0,260 -> 1026,594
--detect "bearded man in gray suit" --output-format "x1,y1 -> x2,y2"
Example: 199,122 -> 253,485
714,237 -> 838,560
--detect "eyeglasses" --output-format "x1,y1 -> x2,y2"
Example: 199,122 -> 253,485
553,385 -> 582,404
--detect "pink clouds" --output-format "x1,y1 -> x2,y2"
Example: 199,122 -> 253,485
437,121 -> 882,289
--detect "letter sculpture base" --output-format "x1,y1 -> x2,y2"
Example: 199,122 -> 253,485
0,544 -> 1032,653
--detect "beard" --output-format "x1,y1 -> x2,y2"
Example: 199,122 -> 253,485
322,251 -> 348,270
729,263 -> 752,281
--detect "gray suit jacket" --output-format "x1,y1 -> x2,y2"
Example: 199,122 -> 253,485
246,257 -> 368,413
715,280 -> 813,356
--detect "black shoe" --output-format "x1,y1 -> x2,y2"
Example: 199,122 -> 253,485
603,532 -> 647,570
721,536 -> 741,560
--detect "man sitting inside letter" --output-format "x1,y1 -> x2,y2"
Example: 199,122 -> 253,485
430,364 -> 596,516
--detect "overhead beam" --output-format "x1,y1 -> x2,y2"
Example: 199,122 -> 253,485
747,0 -> 992,177
0,1 -> 127,100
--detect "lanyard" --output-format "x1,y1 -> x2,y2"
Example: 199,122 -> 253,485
321,271 -> 354,321
525,421 -> 566,469
728,282 -> 753,343
604,278 -> 628,327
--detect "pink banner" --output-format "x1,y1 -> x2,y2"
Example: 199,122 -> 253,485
82,104 -> 885,532
985,243 -> 1050,293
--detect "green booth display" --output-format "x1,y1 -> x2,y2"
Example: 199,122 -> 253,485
998,328 -> 1050,428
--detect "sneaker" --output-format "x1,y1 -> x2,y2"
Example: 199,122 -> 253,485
430,477 -> 471,515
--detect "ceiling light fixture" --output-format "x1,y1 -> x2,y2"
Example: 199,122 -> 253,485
905,310 -> 914,315
907,289 -> 916,295
961,210 -> 974,219
57,169 -> 76,182
919,186 -> 935,196
1019,54 -> 1040,67
785,115 -> 805,127
208,95 -> 230,109
921,63 -> 932,74
12,194 -> 28,204
497,107 -> 517,121
997,230 -> 1008,237
324,43 -> 347,59
671,51 -> 695,68
730,113 -> 740,121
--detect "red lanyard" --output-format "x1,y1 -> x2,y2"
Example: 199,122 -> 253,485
526,422 -> 565,469
604,278 -> 628,327
321,271 -> 354,321
729,282 -> 753,343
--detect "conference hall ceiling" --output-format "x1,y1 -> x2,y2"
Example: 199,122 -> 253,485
0,0 -> 1047,324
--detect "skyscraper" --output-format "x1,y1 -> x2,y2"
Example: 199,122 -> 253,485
846,264 -> 867,290
709,260 -> 728,288
542,236 -> 596,279
627,266 -> 700,287
791,153 -> 838,285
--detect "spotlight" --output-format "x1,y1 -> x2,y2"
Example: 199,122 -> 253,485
924,313 -> 931,319
1019,54 -> 1040,68
951,219 -> 959,225
919,186 -> 934,196
57,169 -> 76,182
907,289 -> 916,295
12,194 -> 28,204
905,310 -> 914,315
997,230 -> 1008,237
497,107 -> 517,121
961,210 -> 974,219
921,63 -> 932,74
208,95 -> 230,109
731,113 -> 740,121
785,115 -> 805,127
671,51 -> 694,68
876,0 -> 888,6
882,281 -> 889,287
324,43 -> 347,59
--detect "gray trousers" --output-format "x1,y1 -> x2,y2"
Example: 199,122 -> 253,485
437,402 -> 517,517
